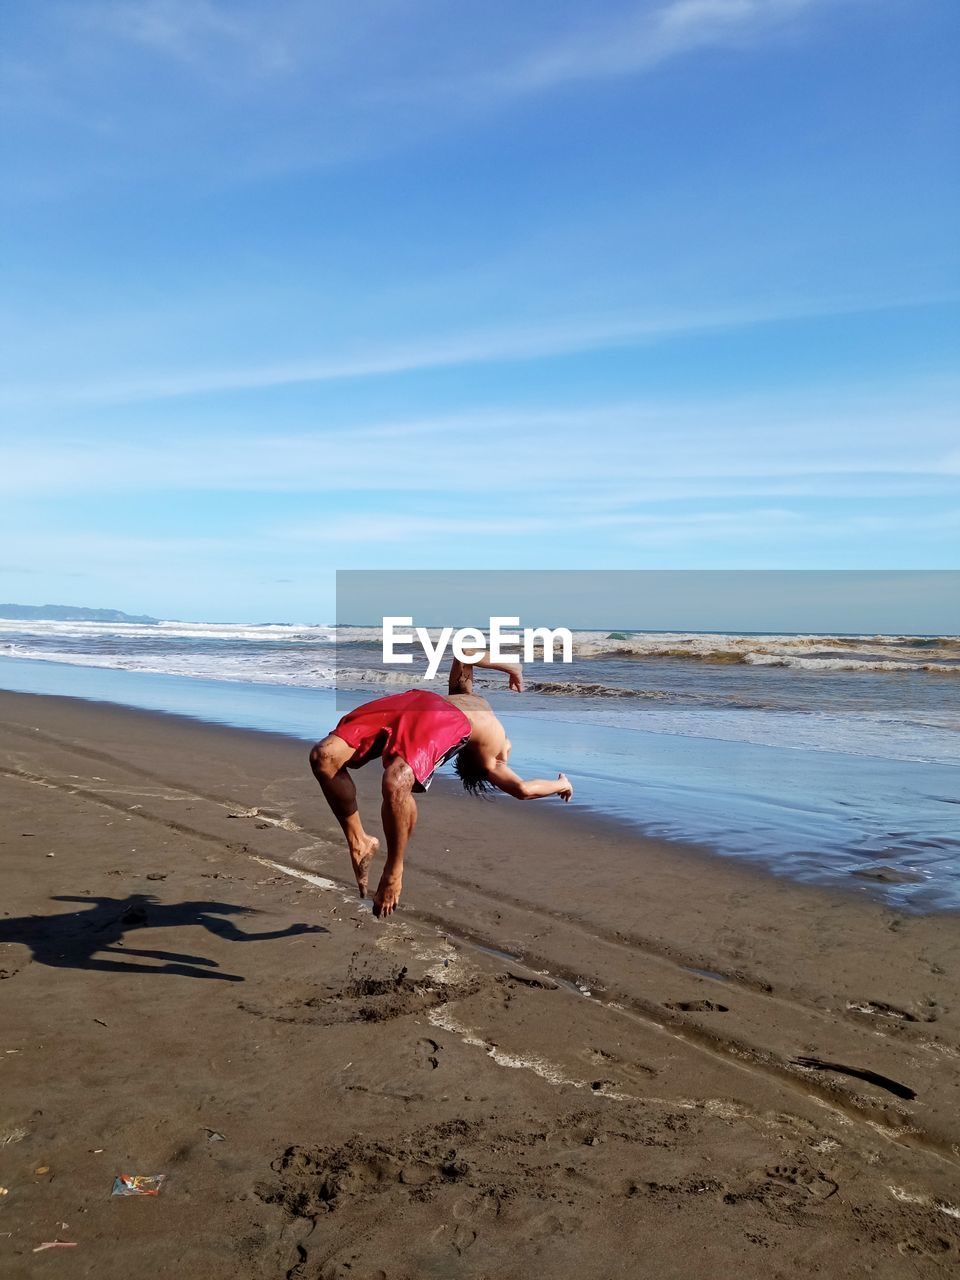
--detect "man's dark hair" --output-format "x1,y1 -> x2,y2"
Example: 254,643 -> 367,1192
453,745 -> 494,796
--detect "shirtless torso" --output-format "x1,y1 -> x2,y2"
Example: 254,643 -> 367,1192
309,651 -> 572,917
445,690 -> 509,761
444,654 -> 572,800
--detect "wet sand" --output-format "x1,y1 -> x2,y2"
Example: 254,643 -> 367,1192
0,689 -> 958,1277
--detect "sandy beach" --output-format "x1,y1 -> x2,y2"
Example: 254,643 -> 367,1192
1,688 -> 958,1278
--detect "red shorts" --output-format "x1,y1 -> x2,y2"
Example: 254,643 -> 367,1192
332,690 -> 471,792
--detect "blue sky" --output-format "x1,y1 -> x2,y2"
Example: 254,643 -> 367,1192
1,0 -> 957,622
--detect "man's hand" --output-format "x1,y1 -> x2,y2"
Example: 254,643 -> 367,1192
482,656 -> 523,691
459,650 -> 524,692
485,761 -> 574,801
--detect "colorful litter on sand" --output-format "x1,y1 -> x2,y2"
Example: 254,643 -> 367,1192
111,1174 -> 166,1196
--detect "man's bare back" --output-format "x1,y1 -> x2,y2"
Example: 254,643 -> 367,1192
445,690 -> 507,752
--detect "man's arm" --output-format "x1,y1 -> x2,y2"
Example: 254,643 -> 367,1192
448,650 -> 524,695
483,758 -> 573,801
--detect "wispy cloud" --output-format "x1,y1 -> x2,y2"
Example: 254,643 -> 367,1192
412,0 -> 837,105
269,506 -> 960,551
7,508 -> 958,572
75,0 -> 835,91
84,0 -> 247,57
73,0 -> 299,77
2,382 -> 956,499
274,507 -> 807,546
2,0 -> 850,190
79,0 -> 841,102
1,293 -> 943,409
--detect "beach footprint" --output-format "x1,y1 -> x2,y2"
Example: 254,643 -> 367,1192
452,1224 -> 477,1255
320,1254 -> 388,1280
897,1233 -> 955,1262
847,998 -> 940,1025
765,1163 -> 838,1202
580,1046 -> 657,1083
415,1037 -> 441,1070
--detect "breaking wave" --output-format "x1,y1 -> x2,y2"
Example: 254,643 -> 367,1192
0,618 -> 335,644
0,643 -> 337,688
526,681 -> 786,709
571,631 -> 960,672
743,654 -> 960,674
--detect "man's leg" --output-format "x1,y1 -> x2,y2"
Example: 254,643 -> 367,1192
309,735 -> 380,897
375,757 -> 418,919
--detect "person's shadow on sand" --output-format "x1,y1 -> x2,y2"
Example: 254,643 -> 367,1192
0,893 -> 327,982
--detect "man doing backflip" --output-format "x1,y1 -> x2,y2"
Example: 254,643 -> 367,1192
309,651 -> 573,918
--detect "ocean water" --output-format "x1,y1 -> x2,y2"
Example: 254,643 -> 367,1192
1,619 -> 958,910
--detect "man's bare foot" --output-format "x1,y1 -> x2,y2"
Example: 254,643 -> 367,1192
349,834 -> 379,897
373,874 -> 402,919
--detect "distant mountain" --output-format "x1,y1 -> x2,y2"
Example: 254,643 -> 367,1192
0,603 -> 159,624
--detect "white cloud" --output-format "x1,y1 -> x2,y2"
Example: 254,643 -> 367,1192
1,383 -> 956,501
1,293 -> 943,410
72,0 -> 302,76
275,506 -> 807,546
2,0 -> 850,188
75,0 -> 833,94
426,0 -> 835,103
6,507 -> 957,573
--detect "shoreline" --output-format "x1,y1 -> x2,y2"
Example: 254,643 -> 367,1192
1,688 -> 959,1274
1,657 -> 957,912
0,686 -> 957,926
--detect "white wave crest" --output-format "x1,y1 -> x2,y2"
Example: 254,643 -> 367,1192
335,666 -> 435,688
572,630 -> 960,670
0,618 -> 336,644
0,644 -> 337,687
744,653 -> 960,674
